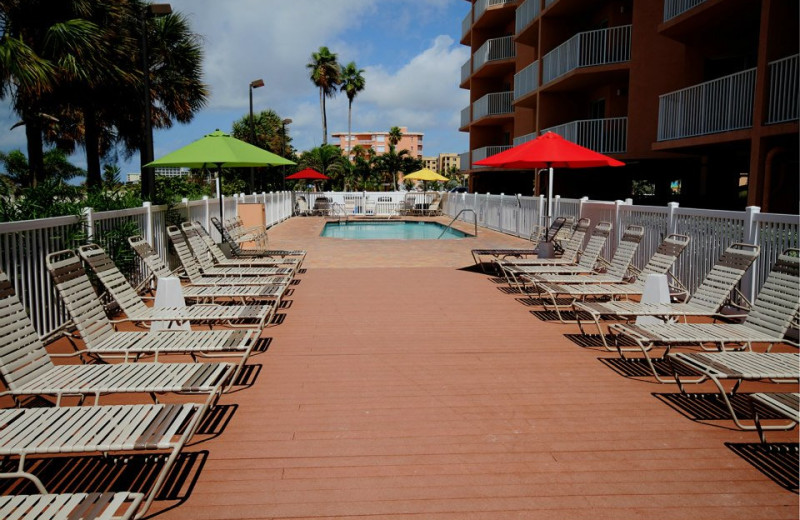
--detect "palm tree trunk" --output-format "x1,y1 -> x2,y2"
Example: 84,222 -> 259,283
321,92 -> 328,146
84,105 -> 102,188
24,117 -> 44,188
347,99 -> 352,158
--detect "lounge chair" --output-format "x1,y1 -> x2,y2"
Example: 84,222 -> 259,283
500,221 -> 612,289
529,233 -> 691,322
495,217 -> 590,271
573,242 -> 760,348
47,250 -> 259,383
167,226 -> 295,279
311,196 -> 331,216
749,392 -> 799,442
425,193 -> 442,216
0,269 -> 231,407
470,217 -> 573,272
181,221 -> 301,269
609,249 -> 800,383
0,402 -> 205,517
78,244 -> 275,329
295,195 -> 309,216
128,235 -> 291,294
210,216 -> 306,260
0,492 -> 144,520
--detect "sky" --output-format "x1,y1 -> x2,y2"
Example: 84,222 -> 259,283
0,0 -> 471,177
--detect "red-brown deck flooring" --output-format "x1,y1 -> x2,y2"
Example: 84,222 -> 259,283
25,216 -> 800,519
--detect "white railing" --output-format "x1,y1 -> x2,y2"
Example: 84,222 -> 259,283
513,132 -> 537,146
541,117 -> 628,154
473,91 -> 513,120
663,0 -> 707,22
514,60 -> 539,100
461,105 -> 471,128
475,0 -> 516,24
542,25 -> 632,85
461,8 -> 472,40
459,151 -> 471,171
657,68 -> 756,141
766,54 -> 799,124
461,58 -> 471,84
473,35 -> 516,73
515,0 -> 541,35
472,145 -> 512,167
0,192 -> 293,338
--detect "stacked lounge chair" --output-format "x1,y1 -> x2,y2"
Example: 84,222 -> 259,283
210,216 -> 306,260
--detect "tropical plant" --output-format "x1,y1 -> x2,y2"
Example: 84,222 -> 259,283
339,61 -> 365,157
0,148 -> 85,190
375,144 -> 422,190
388,126 -> 403,147
306,46 -> 341,145
299,144 -> 345,190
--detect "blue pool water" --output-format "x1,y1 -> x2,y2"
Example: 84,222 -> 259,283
322,221 -> 468,240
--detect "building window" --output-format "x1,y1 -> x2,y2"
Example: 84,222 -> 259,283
375,135 -> 385,142
376,145 -> 385,152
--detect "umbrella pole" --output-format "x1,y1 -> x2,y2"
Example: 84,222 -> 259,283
217,165 -> 224,224
546,165 -> 553,228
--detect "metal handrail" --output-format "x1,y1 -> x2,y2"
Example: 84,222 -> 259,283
438,209 -> 478,239
330,202 -> 348,223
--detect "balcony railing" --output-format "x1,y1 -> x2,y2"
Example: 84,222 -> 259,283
473,35 -> 516,73
663,0 -> 707,22
461,59 -> 472,84
472,145 -> 512,168
459,151 -> 470,171
514,61 -> 539,100
542,25 -> 632,85
545,0 -> 557,7
473,91 -> 513,121
541,117 -> 628,154
766,54 -> 799,125
461,9 -> 472,40
515,0 -> 541,34
657,68 -> 755,141
513,132 -> 538,146
475,0 -> 516,24
460,105 -> 471,128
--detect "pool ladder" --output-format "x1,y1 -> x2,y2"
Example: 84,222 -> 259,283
437,209 -> 477,239
330,203 -> 349,223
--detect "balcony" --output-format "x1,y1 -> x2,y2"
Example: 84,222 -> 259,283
459,151 -> 470,171
473,0 -> 518,31
460,105 -> 471,130
461,9 -> 472,43
541,25 -> 632,86
766,54 -> 799,125
513,132 -> 537,146
460,58 -> 471,86
541,117 -> 628,154
663,0 -> 707,22
515,0 -> 541,35
657,69 -> 755,141
513,60 -> 539,102
473,91 -> 513,123
472,145 -> 512,168
473,35 -> 515,76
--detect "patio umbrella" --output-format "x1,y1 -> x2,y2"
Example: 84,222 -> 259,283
285,168 -> 330,192
146,129 -> 295,222
473,131 -> 624,224
403,168 -> 449,192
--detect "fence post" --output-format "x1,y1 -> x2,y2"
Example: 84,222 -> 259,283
83,207 -> 94,243
578,196 -> 588,219
538,194 -> 545,228
741,206 -> 761,302
498,193 -> 504,232
182,198 -> 189,226
142,201 -> 153,246
554,195 -> 561,221
667,201 -> 679,235
516,194 -> 522,238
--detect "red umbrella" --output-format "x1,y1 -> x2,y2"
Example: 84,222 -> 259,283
285,168 -> 330,180
473,131 -> 624,223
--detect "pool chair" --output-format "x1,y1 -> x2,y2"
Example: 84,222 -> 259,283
528,233 -> 691,322
210,217 -> 306,260
128,236 -> 289,302
748,392 -> 800,443
78,244 -> 275,329
0,492 -> 144,520
500,221 -> 612,290
425,193 -> 443,216
167,226 -> 295,279
181,221 -> 301,269
0,402 -> 205,518
608,249 -> 800,383
295,195 -> 309,216
573,242 -> 760,348
47,250 -> 259,384
0,269 -> 231,407
494,217 -> 590,273
311,196 -> 331,216
470,217 -> 572,273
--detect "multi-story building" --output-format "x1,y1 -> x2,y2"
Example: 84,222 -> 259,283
331,127 -> 424,158
459,0 -> 798,212
423,153 -> 463,173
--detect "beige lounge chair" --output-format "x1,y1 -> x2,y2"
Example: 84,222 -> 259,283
210,216 -> 306,260
609,250 -> 800,383
181,221 -> 301,270
749,392 -> 799,442
573,242 -> 760,348
0,492 -> 144,520
470,217 -> 573,272
494,217 -> 589,274
47,250 -> 259,383
0,402 -> 205,518
530,233 -> 691,322
425,193 -> 442,216
128,235 -> 291,294
78,244 -> 275,329
0,269 -> 232,407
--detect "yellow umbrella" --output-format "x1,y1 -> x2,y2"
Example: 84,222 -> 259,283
403,168 -> 449,182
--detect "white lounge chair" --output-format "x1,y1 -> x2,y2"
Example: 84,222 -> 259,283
181,221 -> 301,269
210,216 -> 306,260
0,492 -> 144,520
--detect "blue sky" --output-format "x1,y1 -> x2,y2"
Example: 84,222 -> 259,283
0,0 -> 470,177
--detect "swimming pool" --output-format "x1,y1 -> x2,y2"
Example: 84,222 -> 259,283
321,221 -> 468,240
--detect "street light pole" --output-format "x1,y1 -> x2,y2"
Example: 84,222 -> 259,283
248,78 -> 264,192
281,118 -> 292,191
139,3 -> 172,202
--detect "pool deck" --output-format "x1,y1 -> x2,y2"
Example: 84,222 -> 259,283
15,215 -> 800,519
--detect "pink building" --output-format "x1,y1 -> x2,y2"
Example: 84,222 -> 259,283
331,127 -> 424,158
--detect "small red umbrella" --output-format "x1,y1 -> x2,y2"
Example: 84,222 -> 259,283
285,168 -> 330,180
474,131 -> 624,223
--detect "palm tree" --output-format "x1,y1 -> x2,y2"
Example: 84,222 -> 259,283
388,126 -> 403,147
339,61 -> 365,157
376,144 -> 410,190
306,47 -> 341,145
300,144 -> 345,190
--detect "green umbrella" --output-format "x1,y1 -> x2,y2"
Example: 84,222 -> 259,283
146,129 -> 295,221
